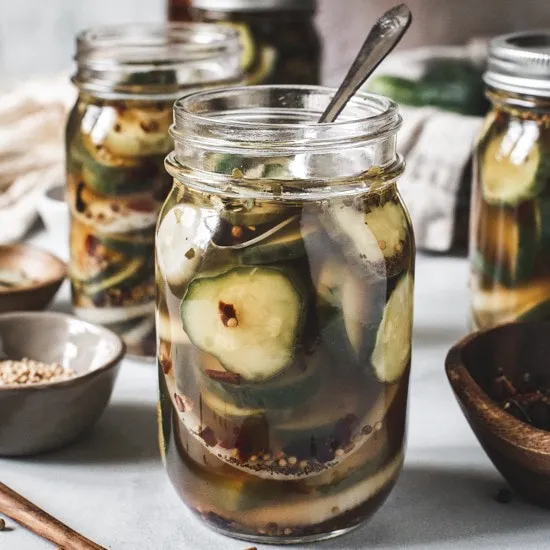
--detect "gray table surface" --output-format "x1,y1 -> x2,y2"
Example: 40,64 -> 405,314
2,231 -> 549,550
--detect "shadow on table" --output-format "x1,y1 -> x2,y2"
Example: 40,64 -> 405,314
22,401 -> 161,466
302,464 -> 549,549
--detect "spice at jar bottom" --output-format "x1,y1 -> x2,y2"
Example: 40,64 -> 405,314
0,358 -> 77,386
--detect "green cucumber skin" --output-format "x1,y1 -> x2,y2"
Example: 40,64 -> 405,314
369,60 -> 488,116
99,232 -> 155,256
71,140 -> 165,197
240,231 -> 308,265
80,258 -> 152,298
205,363 -> 323,411
181,266 -> 307,382
538,198 -> 550,250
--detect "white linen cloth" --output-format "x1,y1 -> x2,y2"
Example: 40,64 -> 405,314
0,74 -> 75,243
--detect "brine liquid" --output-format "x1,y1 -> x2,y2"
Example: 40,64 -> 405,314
471,107 -> 550,330
66,96 -> 173,357
156,183 -> 414,542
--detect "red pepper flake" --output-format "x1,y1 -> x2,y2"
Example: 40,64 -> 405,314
174,393 -> 186,412
218,301 -> 238,328
205,369 -> 241,385
84,235 -> 100,256
140,120 -> 160,133
199,427 -> 217,447
113,123 -> 121,133
127,198 -> 155,213
160,355 -> 172,374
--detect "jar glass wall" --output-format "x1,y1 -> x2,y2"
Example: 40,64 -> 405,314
470,32 -> 550,329
66,24 -> 242,356
156,86 -> 414,543
189,0 -> 322,85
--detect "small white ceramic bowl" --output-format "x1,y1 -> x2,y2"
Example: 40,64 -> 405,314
37,185 -> 70,259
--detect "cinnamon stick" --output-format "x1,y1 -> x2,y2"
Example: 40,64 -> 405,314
0,482 -> 105,550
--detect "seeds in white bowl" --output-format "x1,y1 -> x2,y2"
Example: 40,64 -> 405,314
0,358 -> 77,386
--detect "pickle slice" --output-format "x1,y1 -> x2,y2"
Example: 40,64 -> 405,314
156,204 -> 219,290
180,267 -> 305,382
482,131 -> 549,206
371,272 -> 414,384
324,199 -> 408,278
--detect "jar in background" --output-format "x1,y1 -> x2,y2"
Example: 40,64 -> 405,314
186,0 -> 321,85
470,32 -> 550,329
168,0 -> 193,21
67,24 -> 242,357
157,85 -> 414,543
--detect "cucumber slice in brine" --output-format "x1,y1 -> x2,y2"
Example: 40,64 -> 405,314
482,128 -> 549,206
181,267 -> 305,382
325,198 -> 409,278
156,204 -> 219,290
473,204 -> 537,287
371,272 -> 414,384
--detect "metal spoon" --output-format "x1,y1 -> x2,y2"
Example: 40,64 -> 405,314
319,4 -> 412,124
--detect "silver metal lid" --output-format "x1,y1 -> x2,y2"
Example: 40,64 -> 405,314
485,31 -> 550,97
192,0 -> 316,11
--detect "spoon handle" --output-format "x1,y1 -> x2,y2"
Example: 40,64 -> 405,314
319,4 -> 412,124
0,482 -> 106,550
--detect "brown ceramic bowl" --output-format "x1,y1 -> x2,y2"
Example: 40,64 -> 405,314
0,312 -> 125,457
0,244 -> 66,313
446,322 -> 550,508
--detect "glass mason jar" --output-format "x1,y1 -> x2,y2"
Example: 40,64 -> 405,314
157,86 -> 414,543
470,32 -> 550,330
66,24 -> 242,357
187,0 -> 321,85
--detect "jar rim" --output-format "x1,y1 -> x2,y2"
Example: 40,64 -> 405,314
73,23 -> 242,99
172,85 -> 402,151
167,85 -> 404,202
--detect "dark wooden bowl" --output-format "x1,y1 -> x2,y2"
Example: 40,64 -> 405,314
0,244 -> 66,313
446,322 -> 550,508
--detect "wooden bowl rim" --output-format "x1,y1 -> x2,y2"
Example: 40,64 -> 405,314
0,311 -> 126,391
0,244 -> 67,296
445,323 -> 550,456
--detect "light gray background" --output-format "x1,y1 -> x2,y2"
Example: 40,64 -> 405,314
2,0 -> 550,85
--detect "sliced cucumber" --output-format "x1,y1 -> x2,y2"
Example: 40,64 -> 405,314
101,106 -> 172,158
156,204 -> 218,290
240,219 -> 318,265
74,301 -> 155,324
201,383 -> 265,419
242,450 -> 403,527
220,202 -> 285,226
481,131 -> 549,205
98,229 -> 154,256
314,258 -> 344,308
81,257 -> 145,296
324,199 -> 409,278
473,205 -> 537,287
246,45 -> 277,86
72,137 -> 163,197
68,180 -> 158,234
205,355 -> 323,410
371,272 -> 414,384
180,267 -> 305,382
342,273 -> 386,359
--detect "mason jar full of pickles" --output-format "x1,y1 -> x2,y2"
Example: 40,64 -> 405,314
156,86 -> 415,543
470,32 -> 550,329
66,24 -> 242,356
188,0 -> 322,85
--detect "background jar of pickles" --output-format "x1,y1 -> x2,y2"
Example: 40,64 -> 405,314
157,86 -> 414,543
67,24 -> 242,357
182,0 -> 321,85
470,32 -> 550,329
